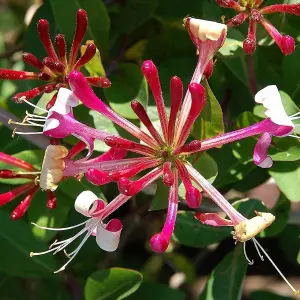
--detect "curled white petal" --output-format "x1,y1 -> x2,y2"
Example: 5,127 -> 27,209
255,85 -> 294,128
50,88 -> 79,115
75,191 -> 100,217
43,118 -> 60,132
96,219 -> 122,252
189,18 -> 227,42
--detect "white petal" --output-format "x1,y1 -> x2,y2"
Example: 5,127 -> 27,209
50,88 -> 79,115
75,191 -> 99,217
95,219 -> 122,252
43,118 -> 60,132
189,18 -> 227,42
258,157 -> 273,168
255,85 -> 294,127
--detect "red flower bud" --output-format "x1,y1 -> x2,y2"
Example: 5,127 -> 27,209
22,53 -> 43,70
74,43 -> 97,70
86,77 -> 111,88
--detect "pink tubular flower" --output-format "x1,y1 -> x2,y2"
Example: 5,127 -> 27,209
0,9 -> 110,106
217,1 -> 299,55
191,170 -> 299,295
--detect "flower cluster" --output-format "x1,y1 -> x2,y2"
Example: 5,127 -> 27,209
0,9 -> 110,107
0,7 -> 299,295
217,0 -> 300,55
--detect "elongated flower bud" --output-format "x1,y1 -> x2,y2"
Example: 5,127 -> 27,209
22,53 -> 43,70
74,43 -> 96,70
216,0 -> 242,11
69,9 -> 88,67
0,69 -> 37,80
13,83 -> 56,102
226,12 -> 249,27
11,188 -> 38,220
37,19 -> 58,60
86,77 -> 111,88
0,152 -> 34,171
46,191 -> 57,209
163,162 -> 174,186
55,34 -> 67,63
0,184 -> 33,207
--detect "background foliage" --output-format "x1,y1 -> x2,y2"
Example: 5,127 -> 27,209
0,0 -> 299,299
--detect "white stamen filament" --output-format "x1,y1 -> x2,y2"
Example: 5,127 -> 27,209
22,98 -> 48,113
26,111 -> 47,119
243,242 -> 254,265
288,134 -> 300,139
30,219 -> 99,273
14,131 -> 43,135
252,239 -> 264,261
252,238 -> 299,295
290,111 -> 300,118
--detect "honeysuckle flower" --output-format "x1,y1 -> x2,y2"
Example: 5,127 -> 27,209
9,88 -> 112,159
0,141 -> 96,219
31,191 -> 123,273
192,174 -> 299,295
0,9 -> 110,106
216,0 -> 300,55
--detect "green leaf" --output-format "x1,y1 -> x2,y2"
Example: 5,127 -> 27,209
269,161 -> 300,202
85,267 -> 143,300
192,78 -> 224,140
127,283 -> 186,300
278,225 -> 300,265
218,28 -> 245,57
28,190 -> 74,242
115,0 -> 159,34
198,244 -> 248,300
104,63 -> 148,119
49,0 -> 110,56
149,181 -> 169,211
0,211 -> 57,277
283,45 -> 300,102
89,110 -> 119,152
249,291 -> 295,300
179,153 -> 218,201
173,211 -> 231,248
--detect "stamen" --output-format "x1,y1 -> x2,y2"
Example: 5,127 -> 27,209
25,112 -> 47,119
243,242 -> 254,265
252,239 -> 264,261
290,111 -> 300,118
288,134 -> 300,139
15,171 -> 41,175
252,238 -> 300,295
31,220 -> 89,231
22,98 -> 48,113
13,131 -> 44,135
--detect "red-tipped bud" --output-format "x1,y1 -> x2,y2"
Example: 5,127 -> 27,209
117,177 -> 137,196
46,191 -> 56,209
251,9 -> 262,22
174,140 -> 202,155
86,168 -> 111,185
37,19 -> 58,60
189,83 -> 206,114
0,170 -> 14,178
203,59 -> 214,79
22,53 -> 43,70
0,152 -> 34,171
141,60 -> 157,78
55,61 -> 65,73
186,186 -> 202,208
11,191 -> 35,220
0,184 -> 33,207
46,94 -> 57,110
69,9 -> 88,67
12,83 -> 56,102
260,4 -> 300,16
216,0 -> 242,11
105,136 -> 133,149
43,57 -> 56,71
163,162 -> 174,186
44,84 -> 55,93
55,34 -> 67,61
280,35 -> 295,56
227,12 -> 249,27
38,72 -> 51,81
0,69 -> 37,80
131,100 -> 163,145
86,77 -> 111,88
74,43 -> 97,70
150,233 -> 169,253
243,38 -> 256,54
